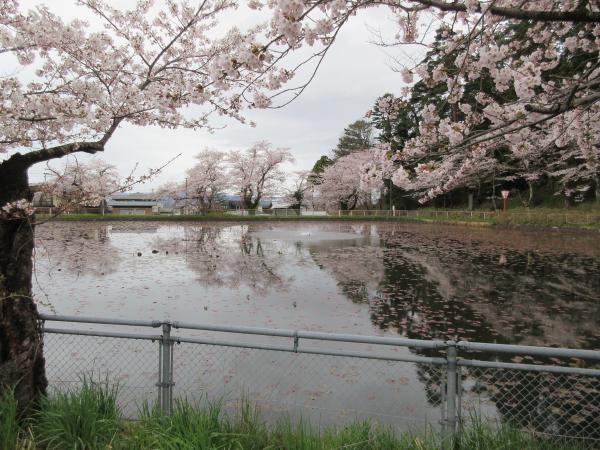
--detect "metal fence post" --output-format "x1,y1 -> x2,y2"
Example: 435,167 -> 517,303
443,341 -> 458,447
157,322 -> 174,415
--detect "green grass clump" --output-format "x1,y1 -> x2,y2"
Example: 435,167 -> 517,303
0,387 -> 22,450
32,378 -> 120,449
457,419 -> 585,450
0,384 -> 591,449
120,399 -> 269,449
122,399 -> 437,450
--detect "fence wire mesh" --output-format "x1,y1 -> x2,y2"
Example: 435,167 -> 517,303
460,365 -> 600,448
172,342 -> 444,431
41,320 -> 600,446
43,333 -> 158,417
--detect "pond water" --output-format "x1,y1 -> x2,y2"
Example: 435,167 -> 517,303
35,221 -> 600,349
33,221 -> 600,430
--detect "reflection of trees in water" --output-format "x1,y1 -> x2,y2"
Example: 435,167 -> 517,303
311,246 -> 385,304
150,225 -> 292,295
369,245 -> 502,346
313,227 -> 600,350
459,250 -> 600,348
372,242 -> 600,437
308,223 -> 600,433
371,232 -> 600,432
35,222 -> 120,277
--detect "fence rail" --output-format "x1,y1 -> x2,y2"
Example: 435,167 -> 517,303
40,313 -> 600,447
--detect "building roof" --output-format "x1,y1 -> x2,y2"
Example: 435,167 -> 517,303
108,200 -> 157,207
110,192 -> 159,201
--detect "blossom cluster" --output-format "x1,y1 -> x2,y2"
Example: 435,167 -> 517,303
0,0 -> 298,158
308,1 -> 600,202
1,199 -> 35,219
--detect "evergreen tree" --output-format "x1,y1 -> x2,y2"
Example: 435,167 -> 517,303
333,120 -> 373,159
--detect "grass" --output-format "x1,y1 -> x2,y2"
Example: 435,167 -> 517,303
36,212 -> 404,222
35,202 -> 600,230
0,382 -> 590,450
0,387 -> 22,450
33,378 -> 120,449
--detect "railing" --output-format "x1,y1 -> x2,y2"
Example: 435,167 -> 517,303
40,313 -> 600,447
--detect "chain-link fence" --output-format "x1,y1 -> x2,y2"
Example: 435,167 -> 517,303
172,342 -> 445,431
41,314 -> 600,447
460,366 -> 600,446
43,331 -> 158,417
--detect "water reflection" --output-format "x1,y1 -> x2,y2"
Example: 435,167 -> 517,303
147,224 -> 294,294
303,224 -> 600,351
34,221 -> 600,437
35,221 -> 600,349
36,222 -> 121,277
301,223 -> 600,440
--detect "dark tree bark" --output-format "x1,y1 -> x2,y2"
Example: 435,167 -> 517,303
0,154 -> 48,416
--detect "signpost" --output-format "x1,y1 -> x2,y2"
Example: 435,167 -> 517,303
501,190 -> 510,212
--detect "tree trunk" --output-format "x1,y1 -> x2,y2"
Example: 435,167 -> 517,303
0,156 -> 48,417
526,181 -> 534,207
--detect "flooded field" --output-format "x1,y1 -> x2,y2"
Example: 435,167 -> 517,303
34,221 -> 600,429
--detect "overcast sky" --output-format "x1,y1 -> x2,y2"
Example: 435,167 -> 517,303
21,2 -> 427,191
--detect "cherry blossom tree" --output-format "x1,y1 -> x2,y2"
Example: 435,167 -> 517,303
316,148 -> 388,210
187,150 -> 230,210
0,0 -> 299,412
263,1 -> 600,203
227,141 -> 294,210
42,159 -> 121,213
284,170 -> 312,211
161,150 -> 229,212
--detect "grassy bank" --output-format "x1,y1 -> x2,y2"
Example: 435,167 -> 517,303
36,213 -> 385,221
0,381 -> 587,449
415,206 -> 600,230
36,209 -> 600,230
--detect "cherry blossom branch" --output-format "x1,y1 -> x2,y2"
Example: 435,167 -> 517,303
15,142 -> 105,167
525,91 -> 600,115
401,0 -> 600,23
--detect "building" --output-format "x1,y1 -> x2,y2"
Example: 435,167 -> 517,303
107,193 -> 161,215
